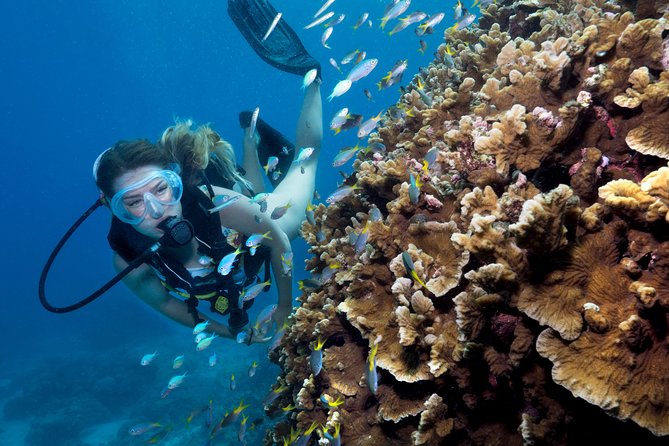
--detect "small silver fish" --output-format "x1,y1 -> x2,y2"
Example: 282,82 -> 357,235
168,372 -> 188,389
353,12 -> 369,29
248,107 -> 260,139
302,69 -> 318,90
321,27 -> 333,48
326,184 -> 361,204
264,156 -> 279,174
313,0 -> 335,18
328,79 -> 352,101
417,12 -> 445,36
357,112 -> 383,139
340,49 -> 359,65
324,13 -> 345,28
380,0 -> 411,29
332,145 -> 360,167
209,194 -> 240,213
346,58 -> 378,82
305,11 -> 334,29
329,57 -> 342,72
241,279 -> 271,302
196,333 -> 218,351
262,12 -> 282,42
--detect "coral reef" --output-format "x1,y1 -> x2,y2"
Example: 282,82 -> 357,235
268,0 -> 669,444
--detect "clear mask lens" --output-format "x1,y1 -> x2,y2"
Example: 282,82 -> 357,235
110,170 -> 183,224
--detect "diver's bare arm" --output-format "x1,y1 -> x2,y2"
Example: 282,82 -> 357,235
113,254 -> 233,339
212,189 -> 293,325
241,129 -> 266,194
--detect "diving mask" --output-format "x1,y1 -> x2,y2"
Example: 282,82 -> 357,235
110,169 -> 183,225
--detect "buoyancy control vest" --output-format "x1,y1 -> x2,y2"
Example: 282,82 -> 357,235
107,182 -> 270,332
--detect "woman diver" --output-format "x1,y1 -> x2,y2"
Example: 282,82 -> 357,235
86,0 -> 321,341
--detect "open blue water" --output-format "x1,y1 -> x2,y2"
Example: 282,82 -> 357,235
1,1 -> 456,444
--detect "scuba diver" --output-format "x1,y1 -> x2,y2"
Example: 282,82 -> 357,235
39,0 -> 322,342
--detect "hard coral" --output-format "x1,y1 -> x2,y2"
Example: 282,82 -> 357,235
270,0 -> 669,443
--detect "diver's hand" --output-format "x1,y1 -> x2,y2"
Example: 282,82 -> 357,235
237,327 -> 271,345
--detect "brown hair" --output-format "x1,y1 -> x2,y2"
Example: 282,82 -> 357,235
95,139 -> 173,198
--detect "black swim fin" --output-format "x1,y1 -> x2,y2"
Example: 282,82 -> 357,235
228,0 -> 320,76
239,111 -> 294,188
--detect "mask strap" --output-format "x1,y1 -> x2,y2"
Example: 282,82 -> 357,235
93,147 -> 112,182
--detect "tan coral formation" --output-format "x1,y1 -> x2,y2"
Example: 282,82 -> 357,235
267,0 -> 669,444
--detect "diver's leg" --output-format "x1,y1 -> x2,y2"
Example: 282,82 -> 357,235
266,80 -> 322,240
241,130 -> 266,194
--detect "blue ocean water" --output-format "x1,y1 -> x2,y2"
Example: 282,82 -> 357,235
0,1 -> 456,444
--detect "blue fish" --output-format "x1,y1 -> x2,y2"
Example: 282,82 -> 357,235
310,337 -> 326,376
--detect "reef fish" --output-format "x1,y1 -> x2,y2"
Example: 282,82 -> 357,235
194,332 -> 207,344
172,355 -> 184,369
219,400 -> 249,428
319,393 -> 345,408
248,361 -> 258,377
416,12 -> 445,36
281,251 -> 293,275
271,201 -> 292,220
248,107 -> 260,139
241,279 -> 271,302
263,384 -> 288,405
340,49 -> 360,65
409,172 -> 422,204
310,337 -> 326,375
366,343 -> 380,394
354,220 -> 371,254
329,57 -> 342,72
323,423 -> 342,446
140,351 -> 158,366
358,112 -> 384,139
238,414 -> 248,442
304,11 -> 334,29
450,11 -> 476,31
332,144 -> 361,167
313,0 -> 335,18
264,156 -> 279,174
262,12 -> 282,42
128,422 -> 161,436
293,147 -> 315,164
330,108 -> 349,134
217,247 -> 244,276
415,78 -> 433,107
196,333 -> 218,351
167,372 -> 188,390
326,184 -> 361,204
380,0 -> 411,29
324,13 -> 345,28
302,68 -> 318,90
321,26 -> 333,48
246,231 -> 272,247
353,12 -> 369,29
193,321 -> 210,335
346,58 -> 378,82
402,251 -> 427,288
209,194 -> 240,213
328,79 -> 353,101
